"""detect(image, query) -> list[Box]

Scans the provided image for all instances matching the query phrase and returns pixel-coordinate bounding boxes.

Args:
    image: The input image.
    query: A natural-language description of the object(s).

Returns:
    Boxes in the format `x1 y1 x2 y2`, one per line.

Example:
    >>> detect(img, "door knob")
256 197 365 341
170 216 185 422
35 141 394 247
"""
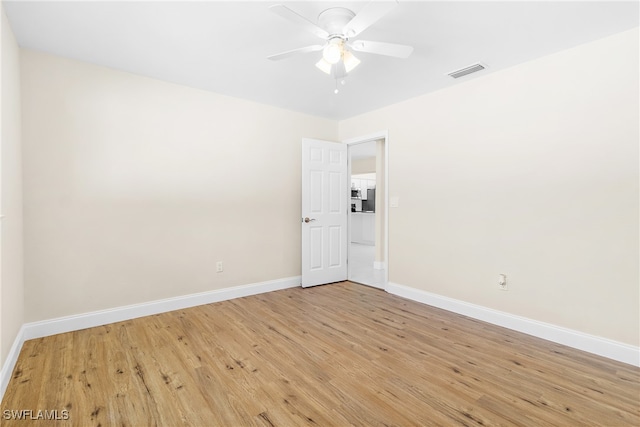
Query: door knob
303 217 316 223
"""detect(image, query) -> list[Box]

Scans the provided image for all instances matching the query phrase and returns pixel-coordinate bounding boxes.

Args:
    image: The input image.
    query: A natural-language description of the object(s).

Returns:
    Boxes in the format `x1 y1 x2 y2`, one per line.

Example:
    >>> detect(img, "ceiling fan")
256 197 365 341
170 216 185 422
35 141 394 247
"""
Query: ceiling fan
267 1 414 83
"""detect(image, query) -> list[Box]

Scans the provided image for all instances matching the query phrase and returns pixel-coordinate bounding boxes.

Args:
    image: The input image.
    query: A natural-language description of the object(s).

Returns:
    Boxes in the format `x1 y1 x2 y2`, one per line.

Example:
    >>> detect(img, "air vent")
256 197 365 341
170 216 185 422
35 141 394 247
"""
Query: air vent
447 63 486 79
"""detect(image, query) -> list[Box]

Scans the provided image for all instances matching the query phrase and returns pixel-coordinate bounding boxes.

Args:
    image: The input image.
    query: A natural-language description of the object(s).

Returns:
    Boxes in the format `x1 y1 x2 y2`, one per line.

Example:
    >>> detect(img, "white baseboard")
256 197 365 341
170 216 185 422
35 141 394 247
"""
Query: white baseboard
0 325 26 401
23 276 301 341
0 276 300 401
387 282 639 367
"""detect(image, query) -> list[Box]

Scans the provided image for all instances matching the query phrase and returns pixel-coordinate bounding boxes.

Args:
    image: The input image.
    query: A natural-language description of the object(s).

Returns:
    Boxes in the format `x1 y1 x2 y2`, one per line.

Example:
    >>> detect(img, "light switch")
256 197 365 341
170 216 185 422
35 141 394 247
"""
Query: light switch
390 197 399 208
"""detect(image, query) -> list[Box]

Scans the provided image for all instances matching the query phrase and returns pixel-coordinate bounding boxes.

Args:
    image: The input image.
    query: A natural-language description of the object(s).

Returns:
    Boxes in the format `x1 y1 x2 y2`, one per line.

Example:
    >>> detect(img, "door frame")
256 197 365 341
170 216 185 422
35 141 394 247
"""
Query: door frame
344 130 389 289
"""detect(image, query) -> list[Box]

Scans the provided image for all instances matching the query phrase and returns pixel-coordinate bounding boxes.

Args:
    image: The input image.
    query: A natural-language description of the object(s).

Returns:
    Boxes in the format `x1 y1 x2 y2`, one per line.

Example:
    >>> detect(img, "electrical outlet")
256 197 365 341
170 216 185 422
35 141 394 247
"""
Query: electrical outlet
216 261 223 273
498 274 508 291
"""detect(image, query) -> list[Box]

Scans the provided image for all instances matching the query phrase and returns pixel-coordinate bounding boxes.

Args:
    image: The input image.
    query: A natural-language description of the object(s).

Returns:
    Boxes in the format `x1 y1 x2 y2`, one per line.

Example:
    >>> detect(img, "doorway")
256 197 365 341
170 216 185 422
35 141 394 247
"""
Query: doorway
346 132 388 289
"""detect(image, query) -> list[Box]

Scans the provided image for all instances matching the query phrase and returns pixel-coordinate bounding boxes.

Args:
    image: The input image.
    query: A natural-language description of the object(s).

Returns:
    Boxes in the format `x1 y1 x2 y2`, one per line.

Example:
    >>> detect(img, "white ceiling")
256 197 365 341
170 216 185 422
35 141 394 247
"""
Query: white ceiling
4 1 638 120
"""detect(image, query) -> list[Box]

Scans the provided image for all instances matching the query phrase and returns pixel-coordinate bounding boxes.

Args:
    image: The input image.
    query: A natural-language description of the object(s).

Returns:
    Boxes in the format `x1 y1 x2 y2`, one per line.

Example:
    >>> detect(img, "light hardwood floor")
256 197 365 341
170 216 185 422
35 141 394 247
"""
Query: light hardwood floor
2 282 639 426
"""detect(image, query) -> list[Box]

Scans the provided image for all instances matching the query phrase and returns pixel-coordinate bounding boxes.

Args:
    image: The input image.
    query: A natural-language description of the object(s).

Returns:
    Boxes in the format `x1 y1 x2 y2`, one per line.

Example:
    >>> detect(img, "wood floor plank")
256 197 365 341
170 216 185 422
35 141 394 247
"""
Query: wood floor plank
2 281 638 426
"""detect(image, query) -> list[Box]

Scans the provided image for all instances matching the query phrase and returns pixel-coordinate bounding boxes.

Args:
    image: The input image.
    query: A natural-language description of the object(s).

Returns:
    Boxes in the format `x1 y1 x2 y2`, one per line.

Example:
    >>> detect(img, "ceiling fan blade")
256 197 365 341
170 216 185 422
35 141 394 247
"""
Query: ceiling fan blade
343 0 398 38
269 4 329 39
349 40 413 59
267 45 324 61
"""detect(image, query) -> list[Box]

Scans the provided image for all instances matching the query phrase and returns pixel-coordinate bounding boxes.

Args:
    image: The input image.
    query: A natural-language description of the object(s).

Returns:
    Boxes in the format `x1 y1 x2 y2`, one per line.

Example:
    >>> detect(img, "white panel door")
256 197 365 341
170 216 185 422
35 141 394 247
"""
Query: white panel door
301 138 348 287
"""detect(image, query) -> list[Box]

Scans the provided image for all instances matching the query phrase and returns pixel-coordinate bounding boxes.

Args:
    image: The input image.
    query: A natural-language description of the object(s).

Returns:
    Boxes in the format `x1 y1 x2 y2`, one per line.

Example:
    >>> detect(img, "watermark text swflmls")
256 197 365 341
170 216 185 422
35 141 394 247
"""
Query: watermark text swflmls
2 409 70 421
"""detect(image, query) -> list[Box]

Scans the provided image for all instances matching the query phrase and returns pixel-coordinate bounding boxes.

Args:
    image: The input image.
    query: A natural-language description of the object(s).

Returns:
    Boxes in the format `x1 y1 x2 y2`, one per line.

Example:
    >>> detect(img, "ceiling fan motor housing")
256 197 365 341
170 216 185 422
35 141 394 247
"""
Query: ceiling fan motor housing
318 7 356 37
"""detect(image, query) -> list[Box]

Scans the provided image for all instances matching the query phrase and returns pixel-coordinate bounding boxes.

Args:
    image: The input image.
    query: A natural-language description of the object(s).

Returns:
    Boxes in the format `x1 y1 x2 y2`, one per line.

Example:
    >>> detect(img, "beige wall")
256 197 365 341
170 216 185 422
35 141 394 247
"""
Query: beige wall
352 156 376 174
0 6 24 365
339 28 639 346
21 50 337 322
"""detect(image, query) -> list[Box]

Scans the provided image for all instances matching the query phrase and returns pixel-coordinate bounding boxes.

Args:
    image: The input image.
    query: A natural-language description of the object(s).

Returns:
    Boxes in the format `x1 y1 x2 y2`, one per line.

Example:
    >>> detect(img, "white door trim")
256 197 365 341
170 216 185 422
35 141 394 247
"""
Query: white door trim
344 131 389 290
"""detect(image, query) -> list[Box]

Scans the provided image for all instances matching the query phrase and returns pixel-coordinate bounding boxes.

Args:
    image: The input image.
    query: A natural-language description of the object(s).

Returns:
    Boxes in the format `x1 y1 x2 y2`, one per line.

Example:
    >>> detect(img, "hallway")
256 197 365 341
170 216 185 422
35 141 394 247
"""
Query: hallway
349 243 385 289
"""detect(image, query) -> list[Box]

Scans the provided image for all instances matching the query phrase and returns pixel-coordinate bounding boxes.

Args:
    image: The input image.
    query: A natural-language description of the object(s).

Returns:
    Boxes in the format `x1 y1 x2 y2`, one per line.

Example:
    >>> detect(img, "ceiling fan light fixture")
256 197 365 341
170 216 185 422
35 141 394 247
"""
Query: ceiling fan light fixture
343 50 360 73
323 38 343 64
330 61 347 79
315 58 332 74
